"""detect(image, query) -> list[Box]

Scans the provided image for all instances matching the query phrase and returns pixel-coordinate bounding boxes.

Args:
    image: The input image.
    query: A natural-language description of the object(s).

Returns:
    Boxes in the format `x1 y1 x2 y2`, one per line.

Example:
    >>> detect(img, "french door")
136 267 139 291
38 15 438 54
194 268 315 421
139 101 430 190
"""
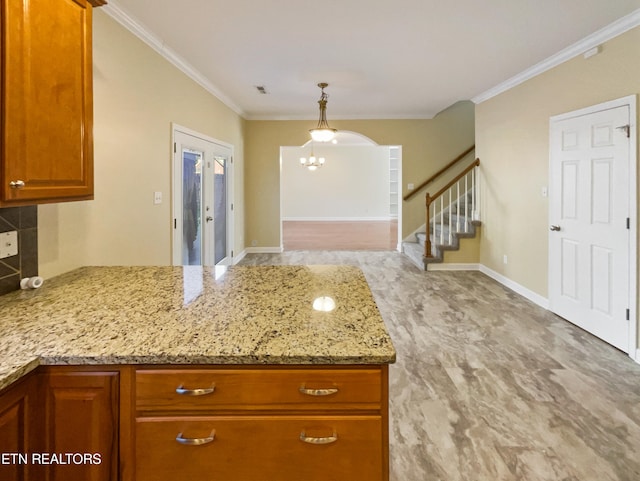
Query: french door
549 97 636 353
172 127 232 266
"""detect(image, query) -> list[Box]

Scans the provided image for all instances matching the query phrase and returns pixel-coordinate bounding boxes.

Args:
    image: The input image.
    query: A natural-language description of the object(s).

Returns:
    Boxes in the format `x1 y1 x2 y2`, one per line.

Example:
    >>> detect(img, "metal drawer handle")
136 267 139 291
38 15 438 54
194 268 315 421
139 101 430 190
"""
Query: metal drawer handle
175 384 215 396
299 386 338 396
9 180 25 189
175 431 215 446
300 431 338 445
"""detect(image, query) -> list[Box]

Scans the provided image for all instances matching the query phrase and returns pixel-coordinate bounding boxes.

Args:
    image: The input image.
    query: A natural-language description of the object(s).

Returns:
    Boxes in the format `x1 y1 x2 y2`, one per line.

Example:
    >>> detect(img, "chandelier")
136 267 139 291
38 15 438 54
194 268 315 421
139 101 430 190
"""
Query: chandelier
309 83 337 142
299 143 325 171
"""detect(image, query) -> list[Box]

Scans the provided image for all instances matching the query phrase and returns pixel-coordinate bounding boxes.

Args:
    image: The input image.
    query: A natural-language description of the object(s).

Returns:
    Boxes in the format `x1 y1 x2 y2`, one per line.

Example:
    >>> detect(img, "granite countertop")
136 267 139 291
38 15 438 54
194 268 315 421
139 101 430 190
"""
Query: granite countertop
0 265 396 391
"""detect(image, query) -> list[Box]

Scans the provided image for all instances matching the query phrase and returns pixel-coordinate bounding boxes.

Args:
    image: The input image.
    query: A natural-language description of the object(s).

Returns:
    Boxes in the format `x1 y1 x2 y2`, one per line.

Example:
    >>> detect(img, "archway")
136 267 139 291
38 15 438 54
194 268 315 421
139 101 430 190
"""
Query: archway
279 131 402 251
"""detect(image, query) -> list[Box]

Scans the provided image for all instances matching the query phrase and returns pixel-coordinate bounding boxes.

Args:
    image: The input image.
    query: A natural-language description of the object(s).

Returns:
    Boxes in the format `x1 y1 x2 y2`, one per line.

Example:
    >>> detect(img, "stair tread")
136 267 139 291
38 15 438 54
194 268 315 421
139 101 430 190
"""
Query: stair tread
404 220 481 270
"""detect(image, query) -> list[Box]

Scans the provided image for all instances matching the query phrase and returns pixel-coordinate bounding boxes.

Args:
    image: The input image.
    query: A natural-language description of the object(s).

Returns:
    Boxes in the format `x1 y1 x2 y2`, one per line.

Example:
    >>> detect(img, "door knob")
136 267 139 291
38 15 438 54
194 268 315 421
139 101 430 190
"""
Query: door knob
550 225 561 231
205 216 213 222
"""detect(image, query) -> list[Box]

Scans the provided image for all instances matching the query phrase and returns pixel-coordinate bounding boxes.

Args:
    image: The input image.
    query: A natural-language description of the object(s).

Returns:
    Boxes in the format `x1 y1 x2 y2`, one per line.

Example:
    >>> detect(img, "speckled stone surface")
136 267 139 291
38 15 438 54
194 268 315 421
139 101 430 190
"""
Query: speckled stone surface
0 265 396 391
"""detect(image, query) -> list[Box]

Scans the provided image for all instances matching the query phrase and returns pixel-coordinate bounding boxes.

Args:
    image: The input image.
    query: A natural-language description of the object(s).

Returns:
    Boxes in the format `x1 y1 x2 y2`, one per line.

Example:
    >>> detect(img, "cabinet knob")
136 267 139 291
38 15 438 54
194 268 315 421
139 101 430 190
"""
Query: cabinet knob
9 180 25 189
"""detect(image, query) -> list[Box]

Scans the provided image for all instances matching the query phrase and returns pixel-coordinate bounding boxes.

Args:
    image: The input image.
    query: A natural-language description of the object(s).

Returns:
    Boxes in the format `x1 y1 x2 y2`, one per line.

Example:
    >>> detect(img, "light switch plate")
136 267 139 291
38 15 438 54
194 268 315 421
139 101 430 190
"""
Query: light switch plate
0 231 18 259
154 191 162 204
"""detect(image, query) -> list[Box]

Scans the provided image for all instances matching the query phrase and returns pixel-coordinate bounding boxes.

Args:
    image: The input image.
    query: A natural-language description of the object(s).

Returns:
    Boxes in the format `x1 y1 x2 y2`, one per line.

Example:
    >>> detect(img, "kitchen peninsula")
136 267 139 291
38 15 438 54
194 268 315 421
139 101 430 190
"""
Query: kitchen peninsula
0 265 395 481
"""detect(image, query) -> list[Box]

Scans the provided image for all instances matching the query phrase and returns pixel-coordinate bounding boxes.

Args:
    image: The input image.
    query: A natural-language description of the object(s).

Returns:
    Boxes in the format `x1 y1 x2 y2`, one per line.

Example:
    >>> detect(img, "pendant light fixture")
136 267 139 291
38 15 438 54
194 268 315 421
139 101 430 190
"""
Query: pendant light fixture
299 143 325 171
309 83 337 142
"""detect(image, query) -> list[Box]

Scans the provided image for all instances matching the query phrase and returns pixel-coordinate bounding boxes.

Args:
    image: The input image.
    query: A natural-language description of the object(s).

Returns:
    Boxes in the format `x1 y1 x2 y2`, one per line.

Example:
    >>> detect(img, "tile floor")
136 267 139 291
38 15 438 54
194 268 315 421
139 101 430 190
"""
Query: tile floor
239 251 640 481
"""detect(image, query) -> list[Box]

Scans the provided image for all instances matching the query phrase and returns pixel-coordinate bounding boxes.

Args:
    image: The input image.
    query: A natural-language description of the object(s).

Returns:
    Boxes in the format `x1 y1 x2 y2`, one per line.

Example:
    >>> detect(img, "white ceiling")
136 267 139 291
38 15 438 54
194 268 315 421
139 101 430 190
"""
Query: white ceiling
106 0 640 120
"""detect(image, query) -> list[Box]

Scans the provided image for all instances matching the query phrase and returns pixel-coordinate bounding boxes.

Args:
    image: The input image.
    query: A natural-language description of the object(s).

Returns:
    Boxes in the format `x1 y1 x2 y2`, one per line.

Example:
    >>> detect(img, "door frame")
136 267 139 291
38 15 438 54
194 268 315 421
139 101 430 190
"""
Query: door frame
548 94 637 359
171 123 234 266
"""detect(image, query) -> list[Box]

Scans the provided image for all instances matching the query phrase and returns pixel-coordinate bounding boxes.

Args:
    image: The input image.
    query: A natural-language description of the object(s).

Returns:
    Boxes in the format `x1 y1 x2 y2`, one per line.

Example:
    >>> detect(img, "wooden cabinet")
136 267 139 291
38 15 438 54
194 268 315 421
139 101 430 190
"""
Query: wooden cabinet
134 366 389 481
0 373 43 481
42 369 120 481
1 364 390 481
0 0 105 206
136 416 383 481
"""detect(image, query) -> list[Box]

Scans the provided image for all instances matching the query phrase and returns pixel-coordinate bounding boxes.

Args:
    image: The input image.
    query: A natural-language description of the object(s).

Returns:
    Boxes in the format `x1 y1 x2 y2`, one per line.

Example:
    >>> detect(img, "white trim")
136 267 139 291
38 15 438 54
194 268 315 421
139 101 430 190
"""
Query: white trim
233 249 248 264
472 8 640 104
172 123 235 151
634 349 640 364
548 94 637 358
246 113 436 121
102 1 245 117
245 247 284 254
282 217 394 222
479 265 550 309
628 96 638 359
171 124 235 267
427 263 480 271
549 94 637 122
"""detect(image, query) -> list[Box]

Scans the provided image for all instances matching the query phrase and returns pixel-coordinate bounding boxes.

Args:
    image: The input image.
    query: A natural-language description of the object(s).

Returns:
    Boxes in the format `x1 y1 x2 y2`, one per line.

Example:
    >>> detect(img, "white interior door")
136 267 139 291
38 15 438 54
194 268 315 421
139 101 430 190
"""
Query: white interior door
549 101 632 352
173 128 233 267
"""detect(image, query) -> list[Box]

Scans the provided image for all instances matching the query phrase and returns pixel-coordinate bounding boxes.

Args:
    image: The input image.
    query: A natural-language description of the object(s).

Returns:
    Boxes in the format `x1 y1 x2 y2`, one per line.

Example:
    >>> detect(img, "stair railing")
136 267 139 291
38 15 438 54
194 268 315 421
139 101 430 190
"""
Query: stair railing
425 159 480 258
403 145 475 201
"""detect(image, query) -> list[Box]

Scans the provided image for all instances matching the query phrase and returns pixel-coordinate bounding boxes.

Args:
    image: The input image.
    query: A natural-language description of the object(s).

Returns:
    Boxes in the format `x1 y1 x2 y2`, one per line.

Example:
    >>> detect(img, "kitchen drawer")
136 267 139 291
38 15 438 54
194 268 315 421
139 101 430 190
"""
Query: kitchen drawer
136 367 382 413
136 415 384 481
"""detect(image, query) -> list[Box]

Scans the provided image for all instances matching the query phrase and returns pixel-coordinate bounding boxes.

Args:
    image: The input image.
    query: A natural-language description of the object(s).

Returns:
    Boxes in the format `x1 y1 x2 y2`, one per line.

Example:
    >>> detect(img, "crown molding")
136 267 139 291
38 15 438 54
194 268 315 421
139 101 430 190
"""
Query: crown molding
472 8 640 104
102 0 245 117
245 113 436 121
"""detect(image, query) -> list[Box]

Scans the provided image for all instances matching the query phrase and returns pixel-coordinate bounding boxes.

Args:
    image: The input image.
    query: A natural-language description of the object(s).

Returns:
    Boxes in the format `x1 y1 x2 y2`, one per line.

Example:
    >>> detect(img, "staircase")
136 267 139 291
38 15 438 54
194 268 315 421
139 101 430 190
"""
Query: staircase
402 154 481 270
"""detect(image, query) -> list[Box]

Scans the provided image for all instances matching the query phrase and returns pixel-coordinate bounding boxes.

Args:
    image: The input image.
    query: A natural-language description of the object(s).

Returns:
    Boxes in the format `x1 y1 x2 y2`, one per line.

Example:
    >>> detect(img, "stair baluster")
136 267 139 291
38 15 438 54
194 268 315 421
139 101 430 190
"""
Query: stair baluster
416 158 481 265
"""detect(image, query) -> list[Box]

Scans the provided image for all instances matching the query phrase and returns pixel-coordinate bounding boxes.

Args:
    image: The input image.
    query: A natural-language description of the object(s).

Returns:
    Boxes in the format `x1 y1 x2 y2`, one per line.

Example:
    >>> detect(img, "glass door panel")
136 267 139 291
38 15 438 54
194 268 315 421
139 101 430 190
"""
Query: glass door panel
213 156 227 265
182 149 202 265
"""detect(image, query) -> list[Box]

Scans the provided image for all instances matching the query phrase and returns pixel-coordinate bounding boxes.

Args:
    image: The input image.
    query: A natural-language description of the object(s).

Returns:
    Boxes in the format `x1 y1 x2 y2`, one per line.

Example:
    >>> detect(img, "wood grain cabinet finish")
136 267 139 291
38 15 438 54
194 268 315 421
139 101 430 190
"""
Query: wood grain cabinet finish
43 370 120 481
136 368 383 413
134 366 390 481
0 373 43 481
136 416 383 481
0 0 105 206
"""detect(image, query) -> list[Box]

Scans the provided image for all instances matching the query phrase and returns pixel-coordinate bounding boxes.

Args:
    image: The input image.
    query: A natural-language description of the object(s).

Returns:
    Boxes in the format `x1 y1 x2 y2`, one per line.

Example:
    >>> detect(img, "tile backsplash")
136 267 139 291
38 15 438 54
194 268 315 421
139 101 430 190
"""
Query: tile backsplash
0 206 38 296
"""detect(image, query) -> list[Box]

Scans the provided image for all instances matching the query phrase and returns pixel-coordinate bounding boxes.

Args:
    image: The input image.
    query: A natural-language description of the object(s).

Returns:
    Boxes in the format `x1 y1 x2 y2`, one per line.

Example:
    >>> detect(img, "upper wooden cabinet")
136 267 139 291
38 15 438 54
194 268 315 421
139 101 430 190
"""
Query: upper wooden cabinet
0 0 105 206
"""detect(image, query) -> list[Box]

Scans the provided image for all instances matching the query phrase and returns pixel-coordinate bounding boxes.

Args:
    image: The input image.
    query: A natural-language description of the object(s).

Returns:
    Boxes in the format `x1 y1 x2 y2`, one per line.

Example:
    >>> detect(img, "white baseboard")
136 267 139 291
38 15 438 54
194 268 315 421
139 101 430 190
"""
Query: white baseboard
233 249 248 264
427 263 480 271
282 217 393 221
245 246 284 254
634 349 640 365
479 265 550 309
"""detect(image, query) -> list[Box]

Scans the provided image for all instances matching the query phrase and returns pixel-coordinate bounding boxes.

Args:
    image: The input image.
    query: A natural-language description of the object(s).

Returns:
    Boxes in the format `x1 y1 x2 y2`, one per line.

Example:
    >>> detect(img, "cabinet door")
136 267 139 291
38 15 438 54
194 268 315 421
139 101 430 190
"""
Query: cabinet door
44 371 119 481
1 0 94 204
0 375 43 481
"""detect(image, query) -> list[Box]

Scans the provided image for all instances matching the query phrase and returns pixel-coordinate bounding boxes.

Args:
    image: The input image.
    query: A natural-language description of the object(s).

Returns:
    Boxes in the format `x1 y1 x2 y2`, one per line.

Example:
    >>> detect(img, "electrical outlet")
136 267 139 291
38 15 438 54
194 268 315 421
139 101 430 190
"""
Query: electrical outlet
541 186 548 197
154 192 162 204
251 240 258 247
503 255 508 264
408 183 415 190
0 231 18 259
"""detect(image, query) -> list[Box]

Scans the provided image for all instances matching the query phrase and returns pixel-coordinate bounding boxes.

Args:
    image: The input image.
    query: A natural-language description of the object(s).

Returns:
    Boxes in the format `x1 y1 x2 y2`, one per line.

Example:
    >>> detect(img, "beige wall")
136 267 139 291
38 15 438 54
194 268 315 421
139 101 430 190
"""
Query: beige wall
245 101 475 248
38 11 246 278
475 26 640 334
282 145 391 220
